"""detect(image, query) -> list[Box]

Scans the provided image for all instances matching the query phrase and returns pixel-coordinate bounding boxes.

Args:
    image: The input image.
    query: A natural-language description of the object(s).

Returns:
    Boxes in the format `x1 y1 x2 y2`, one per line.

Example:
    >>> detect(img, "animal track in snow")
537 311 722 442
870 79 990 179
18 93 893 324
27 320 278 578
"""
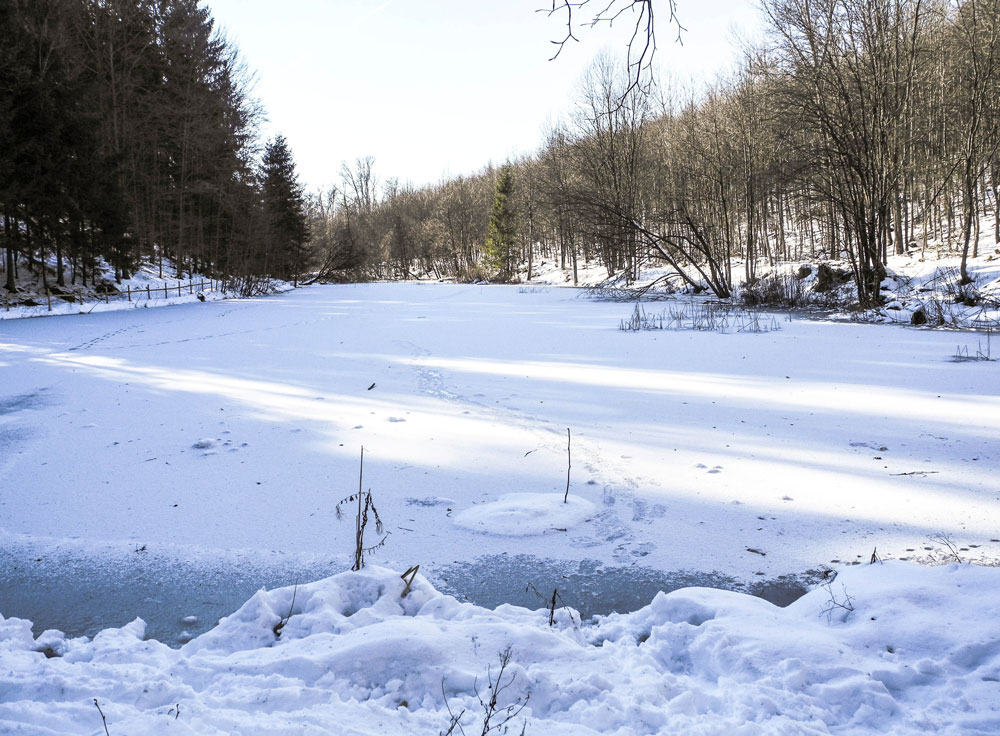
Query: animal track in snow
191 436 248 456
68 325 135 352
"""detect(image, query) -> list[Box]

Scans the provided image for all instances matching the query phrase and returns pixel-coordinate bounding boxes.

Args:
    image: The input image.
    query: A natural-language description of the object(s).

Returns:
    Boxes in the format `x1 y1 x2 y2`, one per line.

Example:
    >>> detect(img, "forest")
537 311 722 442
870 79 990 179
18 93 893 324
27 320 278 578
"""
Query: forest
2 0 1000 310
310 0 1000 311
0 0 306 296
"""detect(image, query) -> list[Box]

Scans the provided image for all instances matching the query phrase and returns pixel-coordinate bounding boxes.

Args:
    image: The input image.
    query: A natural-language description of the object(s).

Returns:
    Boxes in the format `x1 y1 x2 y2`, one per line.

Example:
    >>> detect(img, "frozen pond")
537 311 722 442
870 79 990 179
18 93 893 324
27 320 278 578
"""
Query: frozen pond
1 283 998 643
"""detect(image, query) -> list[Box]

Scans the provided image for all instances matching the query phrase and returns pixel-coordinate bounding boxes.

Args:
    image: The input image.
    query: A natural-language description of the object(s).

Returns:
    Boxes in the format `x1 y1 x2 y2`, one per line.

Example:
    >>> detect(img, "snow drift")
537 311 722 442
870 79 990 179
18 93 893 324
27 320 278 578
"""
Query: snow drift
1 562 998 735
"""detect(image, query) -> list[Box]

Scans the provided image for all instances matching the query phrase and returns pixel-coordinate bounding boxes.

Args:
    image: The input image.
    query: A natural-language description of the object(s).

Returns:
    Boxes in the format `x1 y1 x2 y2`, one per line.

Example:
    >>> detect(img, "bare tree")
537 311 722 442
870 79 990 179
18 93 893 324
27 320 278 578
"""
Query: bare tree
762 0 928 306
947 0 1000 282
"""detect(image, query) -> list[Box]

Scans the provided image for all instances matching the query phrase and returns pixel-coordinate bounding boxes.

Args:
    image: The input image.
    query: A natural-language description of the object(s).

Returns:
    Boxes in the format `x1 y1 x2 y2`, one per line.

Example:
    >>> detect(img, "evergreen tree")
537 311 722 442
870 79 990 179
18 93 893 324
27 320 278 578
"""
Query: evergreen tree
1 0 272 293
261 134 309 284
483 164 517 281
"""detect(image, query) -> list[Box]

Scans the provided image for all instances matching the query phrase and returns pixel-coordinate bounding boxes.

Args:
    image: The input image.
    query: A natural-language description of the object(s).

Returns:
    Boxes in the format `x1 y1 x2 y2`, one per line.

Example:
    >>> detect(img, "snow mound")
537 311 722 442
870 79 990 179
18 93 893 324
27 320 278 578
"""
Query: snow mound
453 493 595 536
1 563 999 734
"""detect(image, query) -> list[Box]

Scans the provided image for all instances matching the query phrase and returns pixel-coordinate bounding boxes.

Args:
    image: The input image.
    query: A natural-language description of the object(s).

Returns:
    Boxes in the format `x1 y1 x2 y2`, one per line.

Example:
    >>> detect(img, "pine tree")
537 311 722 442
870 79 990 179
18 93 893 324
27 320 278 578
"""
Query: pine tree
483 164 517 281
261 134 309 284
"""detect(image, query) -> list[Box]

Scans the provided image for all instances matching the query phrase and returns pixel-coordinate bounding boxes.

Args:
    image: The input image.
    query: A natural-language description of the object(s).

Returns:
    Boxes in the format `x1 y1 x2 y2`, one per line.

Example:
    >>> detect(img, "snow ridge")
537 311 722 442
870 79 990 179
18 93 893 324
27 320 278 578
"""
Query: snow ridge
1 563 998 735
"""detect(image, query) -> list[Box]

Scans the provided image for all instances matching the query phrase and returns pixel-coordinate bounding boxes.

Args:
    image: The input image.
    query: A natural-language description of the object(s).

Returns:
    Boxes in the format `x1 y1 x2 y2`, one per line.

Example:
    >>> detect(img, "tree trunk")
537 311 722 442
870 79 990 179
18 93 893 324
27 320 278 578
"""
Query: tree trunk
4 214 16 293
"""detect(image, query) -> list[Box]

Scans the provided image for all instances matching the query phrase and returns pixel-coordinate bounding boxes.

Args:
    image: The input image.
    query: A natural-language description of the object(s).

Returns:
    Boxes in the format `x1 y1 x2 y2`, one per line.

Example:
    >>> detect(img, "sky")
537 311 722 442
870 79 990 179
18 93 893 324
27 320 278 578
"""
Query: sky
206 0 763 193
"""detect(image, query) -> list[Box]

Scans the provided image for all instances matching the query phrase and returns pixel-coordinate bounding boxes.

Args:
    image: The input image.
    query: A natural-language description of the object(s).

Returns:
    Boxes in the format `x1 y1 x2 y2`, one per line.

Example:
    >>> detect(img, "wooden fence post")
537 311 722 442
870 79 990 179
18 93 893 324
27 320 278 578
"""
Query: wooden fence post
127 285 131 302
146 284 151 299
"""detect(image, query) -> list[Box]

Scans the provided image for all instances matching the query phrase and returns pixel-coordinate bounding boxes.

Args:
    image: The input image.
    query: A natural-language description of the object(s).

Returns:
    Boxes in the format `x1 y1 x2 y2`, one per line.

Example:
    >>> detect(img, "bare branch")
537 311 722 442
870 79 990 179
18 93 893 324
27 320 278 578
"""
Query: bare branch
542 0 685 101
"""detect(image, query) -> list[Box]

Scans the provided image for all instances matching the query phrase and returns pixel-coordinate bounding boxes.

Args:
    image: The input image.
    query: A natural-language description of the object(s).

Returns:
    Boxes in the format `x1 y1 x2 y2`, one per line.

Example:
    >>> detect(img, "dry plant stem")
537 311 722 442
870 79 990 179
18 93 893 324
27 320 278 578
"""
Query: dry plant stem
929 533 963 563
525 583 576 627
477 646 530 736
93 699 111 736
820 582 855 622
400 565 420 597
273 582 298 638
335 447 388 571
564 428 571 503
441 680 467 736
356 446 364 571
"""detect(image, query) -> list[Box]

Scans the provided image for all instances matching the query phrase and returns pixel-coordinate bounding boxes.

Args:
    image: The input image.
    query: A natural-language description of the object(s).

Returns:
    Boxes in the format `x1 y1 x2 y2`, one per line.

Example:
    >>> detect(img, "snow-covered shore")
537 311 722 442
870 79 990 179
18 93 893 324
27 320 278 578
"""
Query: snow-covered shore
2 562 998 735
0 262 294 321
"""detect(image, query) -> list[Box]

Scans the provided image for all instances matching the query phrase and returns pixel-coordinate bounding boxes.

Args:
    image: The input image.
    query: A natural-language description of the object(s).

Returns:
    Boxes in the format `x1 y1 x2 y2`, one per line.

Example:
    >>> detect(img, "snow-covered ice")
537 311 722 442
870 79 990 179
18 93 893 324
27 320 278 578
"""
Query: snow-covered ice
2 282 998 580
453 493 595 536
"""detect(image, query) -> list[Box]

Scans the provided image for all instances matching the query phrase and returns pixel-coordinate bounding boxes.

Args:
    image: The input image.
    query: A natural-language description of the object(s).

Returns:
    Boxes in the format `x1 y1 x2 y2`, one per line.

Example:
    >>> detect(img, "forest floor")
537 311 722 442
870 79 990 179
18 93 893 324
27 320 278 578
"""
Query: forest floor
1 282 999 734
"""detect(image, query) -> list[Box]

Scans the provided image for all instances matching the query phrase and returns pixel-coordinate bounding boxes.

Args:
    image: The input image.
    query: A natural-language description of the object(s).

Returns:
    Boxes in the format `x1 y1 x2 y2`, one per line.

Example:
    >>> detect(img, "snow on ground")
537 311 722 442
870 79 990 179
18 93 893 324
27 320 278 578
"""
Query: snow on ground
1 282 999 732
2 562 999 734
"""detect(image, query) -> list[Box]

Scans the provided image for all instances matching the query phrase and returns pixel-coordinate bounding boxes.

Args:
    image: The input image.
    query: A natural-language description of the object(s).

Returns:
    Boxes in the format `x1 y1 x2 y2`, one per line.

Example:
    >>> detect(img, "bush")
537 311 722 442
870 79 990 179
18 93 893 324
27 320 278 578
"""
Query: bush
741 272 807 308
455 263 492 284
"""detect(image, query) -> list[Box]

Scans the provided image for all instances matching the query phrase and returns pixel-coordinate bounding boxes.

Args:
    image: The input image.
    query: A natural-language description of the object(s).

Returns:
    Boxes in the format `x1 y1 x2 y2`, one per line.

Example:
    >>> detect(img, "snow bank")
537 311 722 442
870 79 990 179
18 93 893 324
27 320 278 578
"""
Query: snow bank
453 493 595 536
1 562 998 735
0 259 295 321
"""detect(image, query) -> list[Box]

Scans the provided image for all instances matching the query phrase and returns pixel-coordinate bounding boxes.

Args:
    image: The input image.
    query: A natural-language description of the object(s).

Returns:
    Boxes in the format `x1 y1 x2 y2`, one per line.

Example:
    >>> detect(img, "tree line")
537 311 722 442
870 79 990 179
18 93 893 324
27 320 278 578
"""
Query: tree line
309 0 999 308
0 0 307 296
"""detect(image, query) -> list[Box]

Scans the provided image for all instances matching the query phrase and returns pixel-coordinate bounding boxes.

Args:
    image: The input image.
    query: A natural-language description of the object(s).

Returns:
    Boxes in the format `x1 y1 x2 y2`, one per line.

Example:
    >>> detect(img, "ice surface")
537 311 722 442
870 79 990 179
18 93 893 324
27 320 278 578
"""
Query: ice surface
2 282 996 582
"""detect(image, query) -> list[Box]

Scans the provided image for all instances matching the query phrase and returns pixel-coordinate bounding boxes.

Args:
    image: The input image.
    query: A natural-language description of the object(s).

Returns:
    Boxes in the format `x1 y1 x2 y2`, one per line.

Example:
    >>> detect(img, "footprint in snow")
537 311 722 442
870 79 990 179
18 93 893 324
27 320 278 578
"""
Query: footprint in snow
387 417 406 423
631 542 655 557
192 437 247 455
405 496 454 507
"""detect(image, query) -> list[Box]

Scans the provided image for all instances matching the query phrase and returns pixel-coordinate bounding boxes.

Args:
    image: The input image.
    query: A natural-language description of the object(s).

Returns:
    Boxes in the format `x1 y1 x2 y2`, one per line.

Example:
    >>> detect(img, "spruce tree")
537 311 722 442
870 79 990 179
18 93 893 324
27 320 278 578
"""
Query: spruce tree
483 164 517 281
261 134 309 284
